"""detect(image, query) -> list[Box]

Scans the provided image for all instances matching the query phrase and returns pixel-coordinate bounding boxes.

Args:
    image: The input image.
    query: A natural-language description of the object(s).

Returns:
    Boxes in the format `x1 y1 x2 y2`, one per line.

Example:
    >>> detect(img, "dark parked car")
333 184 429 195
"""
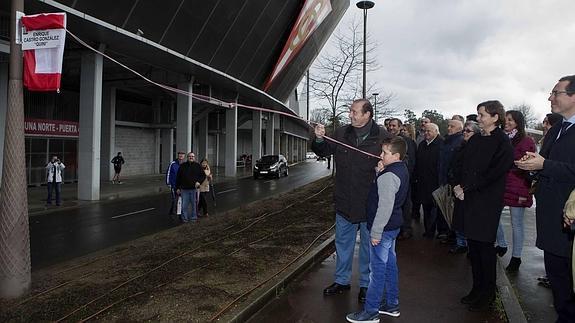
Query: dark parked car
253 154 289 179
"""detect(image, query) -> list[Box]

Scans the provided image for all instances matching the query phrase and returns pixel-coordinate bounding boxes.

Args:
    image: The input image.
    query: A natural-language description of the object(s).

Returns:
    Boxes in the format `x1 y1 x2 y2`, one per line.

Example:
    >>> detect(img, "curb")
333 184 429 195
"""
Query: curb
496 259 528 323
224 234 336 323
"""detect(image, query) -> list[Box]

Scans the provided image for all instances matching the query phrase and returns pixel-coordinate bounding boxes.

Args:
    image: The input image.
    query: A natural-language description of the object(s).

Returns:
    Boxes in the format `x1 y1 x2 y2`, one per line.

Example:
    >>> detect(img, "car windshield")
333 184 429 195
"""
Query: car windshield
260 156 279 163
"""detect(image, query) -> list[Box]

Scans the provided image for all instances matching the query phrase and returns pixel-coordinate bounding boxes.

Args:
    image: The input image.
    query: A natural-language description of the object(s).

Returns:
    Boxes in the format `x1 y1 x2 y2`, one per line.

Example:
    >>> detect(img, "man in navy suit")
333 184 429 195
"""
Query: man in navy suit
516 75 575 322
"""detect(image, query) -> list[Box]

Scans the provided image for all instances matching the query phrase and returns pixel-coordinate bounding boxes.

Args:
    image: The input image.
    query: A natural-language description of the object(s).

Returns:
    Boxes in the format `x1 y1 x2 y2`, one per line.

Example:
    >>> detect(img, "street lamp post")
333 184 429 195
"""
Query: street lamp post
356 1 375 99
372 92 379 123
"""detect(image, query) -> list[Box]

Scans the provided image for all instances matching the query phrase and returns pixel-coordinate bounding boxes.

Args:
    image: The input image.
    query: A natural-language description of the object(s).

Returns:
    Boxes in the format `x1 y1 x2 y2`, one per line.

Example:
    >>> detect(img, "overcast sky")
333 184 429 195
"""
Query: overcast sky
314 0 575 122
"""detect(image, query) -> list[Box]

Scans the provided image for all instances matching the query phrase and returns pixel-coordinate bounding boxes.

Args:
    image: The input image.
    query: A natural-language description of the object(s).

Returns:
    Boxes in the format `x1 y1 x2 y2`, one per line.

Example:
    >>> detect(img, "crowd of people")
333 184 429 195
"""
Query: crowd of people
313 75 575 323
165 151 213 223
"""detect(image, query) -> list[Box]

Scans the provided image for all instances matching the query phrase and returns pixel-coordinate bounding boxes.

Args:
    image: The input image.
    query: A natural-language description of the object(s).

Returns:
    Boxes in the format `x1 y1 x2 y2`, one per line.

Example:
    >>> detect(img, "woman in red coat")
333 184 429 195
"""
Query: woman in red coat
494 110 536 272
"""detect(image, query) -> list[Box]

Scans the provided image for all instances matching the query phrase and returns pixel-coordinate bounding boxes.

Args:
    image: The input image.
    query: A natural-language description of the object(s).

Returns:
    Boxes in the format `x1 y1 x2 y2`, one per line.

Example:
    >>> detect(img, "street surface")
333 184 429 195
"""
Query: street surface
30 160 331 269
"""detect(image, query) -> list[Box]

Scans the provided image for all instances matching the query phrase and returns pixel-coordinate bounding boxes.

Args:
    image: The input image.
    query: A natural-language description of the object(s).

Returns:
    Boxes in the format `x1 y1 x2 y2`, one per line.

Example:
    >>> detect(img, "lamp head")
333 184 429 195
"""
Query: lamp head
356 1 375 10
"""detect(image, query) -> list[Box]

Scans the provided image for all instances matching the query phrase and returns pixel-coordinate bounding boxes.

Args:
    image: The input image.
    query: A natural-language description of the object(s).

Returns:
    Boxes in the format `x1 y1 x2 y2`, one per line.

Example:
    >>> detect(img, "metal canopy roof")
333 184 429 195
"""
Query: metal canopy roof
2 0 347 122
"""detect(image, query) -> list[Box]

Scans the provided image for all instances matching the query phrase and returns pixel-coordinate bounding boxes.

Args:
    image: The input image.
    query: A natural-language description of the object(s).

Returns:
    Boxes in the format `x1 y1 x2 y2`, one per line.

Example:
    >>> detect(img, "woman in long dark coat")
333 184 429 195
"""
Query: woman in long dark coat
448 121 481 254
453 100 514 311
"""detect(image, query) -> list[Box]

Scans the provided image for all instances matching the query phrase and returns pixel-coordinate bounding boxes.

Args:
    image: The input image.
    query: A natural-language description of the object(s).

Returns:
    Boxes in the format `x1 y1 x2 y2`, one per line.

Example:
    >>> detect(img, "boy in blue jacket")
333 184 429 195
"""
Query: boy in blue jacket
347 137 409 323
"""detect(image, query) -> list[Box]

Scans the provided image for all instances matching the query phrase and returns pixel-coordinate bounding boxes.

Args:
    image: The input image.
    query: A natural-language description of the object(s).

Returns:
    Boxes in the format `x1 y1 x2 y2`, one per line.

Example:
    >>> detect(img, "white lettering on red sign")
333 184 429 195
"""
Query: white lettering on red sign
24 118 79 137
264 0 332 90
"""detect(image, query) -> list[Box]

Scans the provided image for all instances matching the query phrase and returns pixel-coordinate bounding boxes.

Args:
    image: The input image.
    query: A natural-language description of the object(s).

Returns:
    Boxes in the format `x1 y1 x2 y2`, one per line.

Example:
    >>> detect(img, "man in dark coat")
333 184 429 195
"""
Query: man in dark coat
175 152 206 223
414 123 443 238
312 98 391 303
516 75 575 322
388 118 417 240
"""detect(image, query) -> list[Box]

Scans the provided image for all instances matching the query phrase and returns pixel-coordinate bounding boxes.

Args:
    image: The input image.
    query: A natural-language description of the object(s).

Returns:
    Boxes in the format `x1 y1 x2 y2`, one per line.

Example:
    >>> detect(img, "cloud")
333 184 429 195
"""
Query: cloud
334 0 575 122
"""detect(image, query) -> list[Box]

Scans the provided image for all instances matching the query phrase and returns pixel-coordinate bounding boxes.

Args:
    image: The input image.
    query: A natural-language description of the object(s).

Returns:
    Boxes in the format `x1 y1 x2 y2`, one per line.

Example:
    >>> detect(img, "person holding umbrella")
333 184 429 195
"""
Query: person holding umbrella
448 121 481 254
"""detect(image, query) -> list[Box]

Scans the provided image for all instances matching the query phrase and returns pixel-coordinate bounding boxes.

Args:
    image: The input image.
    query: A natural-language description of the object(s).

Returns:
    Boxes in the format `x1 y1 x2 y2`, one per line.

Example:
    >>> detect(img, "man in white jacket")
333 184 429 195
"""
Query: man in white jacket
46 155 65 206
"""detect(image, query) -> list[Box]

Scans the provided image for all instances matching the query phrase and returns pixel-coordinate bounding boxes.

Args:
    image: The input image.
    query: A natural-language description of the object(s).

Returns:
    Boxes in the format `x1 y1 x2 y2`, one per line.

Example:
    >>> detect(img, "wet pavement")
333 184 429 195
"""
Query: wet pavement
498 207 555 322
28 160 331 269
248 221 503 323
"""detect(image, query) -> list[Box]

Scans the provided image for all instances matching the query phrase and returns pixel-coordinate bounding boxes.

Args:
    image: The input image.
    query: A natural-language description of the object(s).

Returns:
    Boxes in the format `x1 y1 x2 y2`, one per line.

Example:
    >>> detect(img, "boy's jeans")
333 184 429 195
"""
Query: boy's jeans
364 228 400 314
496 207 526 257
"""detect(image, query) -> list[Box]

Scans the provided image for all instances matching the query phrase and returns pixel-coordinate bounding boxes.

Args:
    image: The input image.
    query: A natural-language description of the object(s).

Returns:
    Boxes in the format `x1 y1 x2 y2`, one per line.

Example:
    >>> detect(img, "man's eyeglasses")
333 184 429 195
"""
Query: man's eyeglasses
550 90 572 97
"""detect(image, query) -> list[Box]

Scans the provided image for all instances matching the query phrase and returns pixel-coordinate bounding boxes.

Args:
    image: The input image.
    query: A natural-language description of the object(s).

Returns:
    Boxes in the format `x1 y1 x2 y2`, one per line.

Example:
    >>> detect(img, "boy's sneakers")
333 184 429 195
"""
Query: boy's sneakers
379 303 400 317
346 310 379 323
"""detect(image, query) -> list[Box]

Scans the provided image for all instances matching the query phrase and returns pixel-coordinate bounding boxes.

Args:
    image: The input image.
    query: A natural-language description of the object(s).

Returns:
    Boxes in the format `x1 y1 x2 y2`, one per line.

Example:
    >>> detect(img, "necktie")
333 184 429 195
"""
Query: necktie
559 121 572 139
53 164 57 183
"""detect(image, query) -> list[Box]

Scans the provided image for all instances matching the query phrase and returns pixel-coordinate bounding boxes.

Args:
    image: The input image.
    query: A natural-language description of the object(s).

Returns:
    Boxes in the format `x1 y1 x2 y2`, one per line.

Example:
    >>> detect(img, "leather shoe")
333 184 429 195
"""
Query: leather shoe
323 283 350 295
358 287 368 303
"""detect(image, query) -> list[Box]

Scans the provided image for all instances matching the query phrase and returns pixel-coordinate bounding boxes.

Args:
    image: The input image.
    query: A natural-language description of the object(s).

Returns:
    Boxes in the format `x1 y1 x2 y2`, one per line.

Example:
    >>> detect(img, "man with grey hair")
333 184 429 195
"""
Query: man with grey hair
416 117 431 145
414 123 444 238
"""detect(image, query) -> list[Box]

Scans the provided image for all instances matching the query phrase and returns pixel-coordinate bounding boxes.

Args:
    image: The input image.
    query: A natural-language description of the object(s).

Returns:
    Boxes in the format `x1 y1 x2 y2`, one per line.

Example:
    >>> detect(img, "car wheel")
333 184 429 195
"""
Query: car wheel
284 167 289 177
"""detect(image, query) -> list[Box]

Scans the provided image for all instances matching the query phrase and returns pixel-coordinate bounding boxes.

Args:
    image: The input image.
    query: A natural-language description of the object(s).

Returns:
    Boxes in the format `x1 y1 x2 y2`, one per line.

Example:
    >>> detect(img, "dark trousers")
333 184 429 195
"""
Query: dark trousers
169 187 177 214
47 182 62 205
401 187 413 234
411 183 421 220
467 239 497 298
544 251 575 322
422 202 438 237
198 192 209 215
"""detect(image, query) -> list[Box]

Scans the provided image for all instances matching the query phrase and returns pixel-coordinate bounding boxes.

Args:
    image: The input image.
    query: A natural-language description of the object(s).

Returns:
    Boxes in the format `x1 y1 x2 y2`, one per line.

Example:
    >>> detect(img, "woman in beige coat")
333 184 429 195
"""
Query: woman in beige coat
198 159 213 217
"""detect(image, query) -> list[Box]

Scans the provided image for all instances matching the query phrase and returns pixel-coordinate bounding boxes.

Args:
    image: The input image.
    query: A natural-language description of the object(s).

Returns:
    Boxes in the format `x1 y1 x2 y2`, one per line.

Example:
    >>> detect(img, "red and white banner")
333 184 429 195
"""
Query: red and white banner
263 0 331 91
24 118 79 137
21 13 66 92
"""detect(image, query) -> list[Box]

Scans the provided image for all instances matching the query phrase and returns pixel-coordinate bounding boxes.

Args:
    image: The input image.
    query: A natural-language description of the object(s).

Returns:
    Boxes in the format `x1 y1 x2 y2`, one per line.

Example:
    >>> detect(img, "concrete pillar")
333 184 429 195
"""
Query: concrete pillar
100 86 116 181
198 116 209 161
265 112 274 155
161 129 174 172
176 81 193 154
225 99 238 177
252 110 262 161
0 63 7 186
78 51 103 200
153 99 161 174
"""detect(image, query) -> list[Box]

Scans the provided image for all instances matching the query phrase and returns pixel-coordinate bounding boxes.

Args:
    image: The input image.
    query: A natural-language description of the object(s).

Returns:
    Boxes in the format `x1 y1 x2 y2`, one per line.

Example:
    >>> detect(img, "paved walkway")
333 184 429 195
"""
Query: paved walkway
27 166 253 214
498 207 555 322
248 221 503 323
248 207 556 323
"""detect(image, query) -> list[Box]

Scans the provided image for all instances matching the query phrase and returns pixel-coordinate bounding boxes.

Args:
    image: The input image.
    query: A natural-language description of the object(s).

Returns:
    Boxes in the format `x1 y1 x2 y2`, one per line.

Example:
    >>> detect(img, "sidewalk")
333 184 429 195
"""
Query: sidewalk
498 207 555 322
27 166 253 214
248 221 504 323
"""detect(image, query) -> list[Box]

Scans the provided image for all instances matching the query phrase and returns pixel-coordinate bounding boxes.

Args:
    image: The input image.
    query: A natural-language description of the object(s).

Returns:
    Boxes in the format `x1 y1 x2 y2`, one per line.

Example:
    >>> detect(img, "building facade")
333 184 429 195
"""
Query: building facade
0 0 347 198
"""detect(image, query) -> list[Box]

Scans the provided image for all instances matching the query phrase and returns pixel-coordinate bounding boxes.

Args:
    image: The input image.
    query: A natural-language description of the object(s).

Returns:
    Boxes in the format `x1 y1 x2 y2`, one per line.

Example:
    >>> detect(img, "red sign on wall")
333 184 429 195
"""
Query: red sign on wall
263 0 332 91
24 118 79 137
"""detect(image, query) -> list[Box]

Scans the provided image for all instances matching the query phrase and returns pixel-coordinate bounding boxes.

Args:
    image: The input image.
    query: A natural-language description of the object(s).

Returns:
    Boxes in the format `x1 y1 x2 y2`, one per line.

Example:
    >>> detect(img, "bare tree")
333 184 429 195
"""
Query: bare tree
309 18 391 132
510 103 538 128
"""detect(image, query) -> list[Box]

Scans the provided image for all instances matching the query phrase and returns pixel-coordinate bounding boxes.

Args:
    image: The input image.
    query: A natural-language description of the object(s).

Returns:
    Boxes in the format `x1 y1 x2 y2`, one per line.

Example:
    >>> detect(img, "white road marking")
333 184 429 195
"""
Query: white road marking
216 188 237 195
112 208 155 219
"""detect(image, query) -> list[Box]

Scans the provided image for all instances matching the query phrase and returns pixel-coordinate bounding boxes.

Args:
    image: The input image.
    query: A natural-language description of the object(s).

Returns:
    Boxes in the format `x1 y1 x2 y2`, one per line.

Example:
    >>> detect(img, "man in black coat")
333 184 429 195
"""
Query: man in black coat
516 75 575 322
312 99 391 303
175 152 206 223
388 118 417 240
414 123 444 238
